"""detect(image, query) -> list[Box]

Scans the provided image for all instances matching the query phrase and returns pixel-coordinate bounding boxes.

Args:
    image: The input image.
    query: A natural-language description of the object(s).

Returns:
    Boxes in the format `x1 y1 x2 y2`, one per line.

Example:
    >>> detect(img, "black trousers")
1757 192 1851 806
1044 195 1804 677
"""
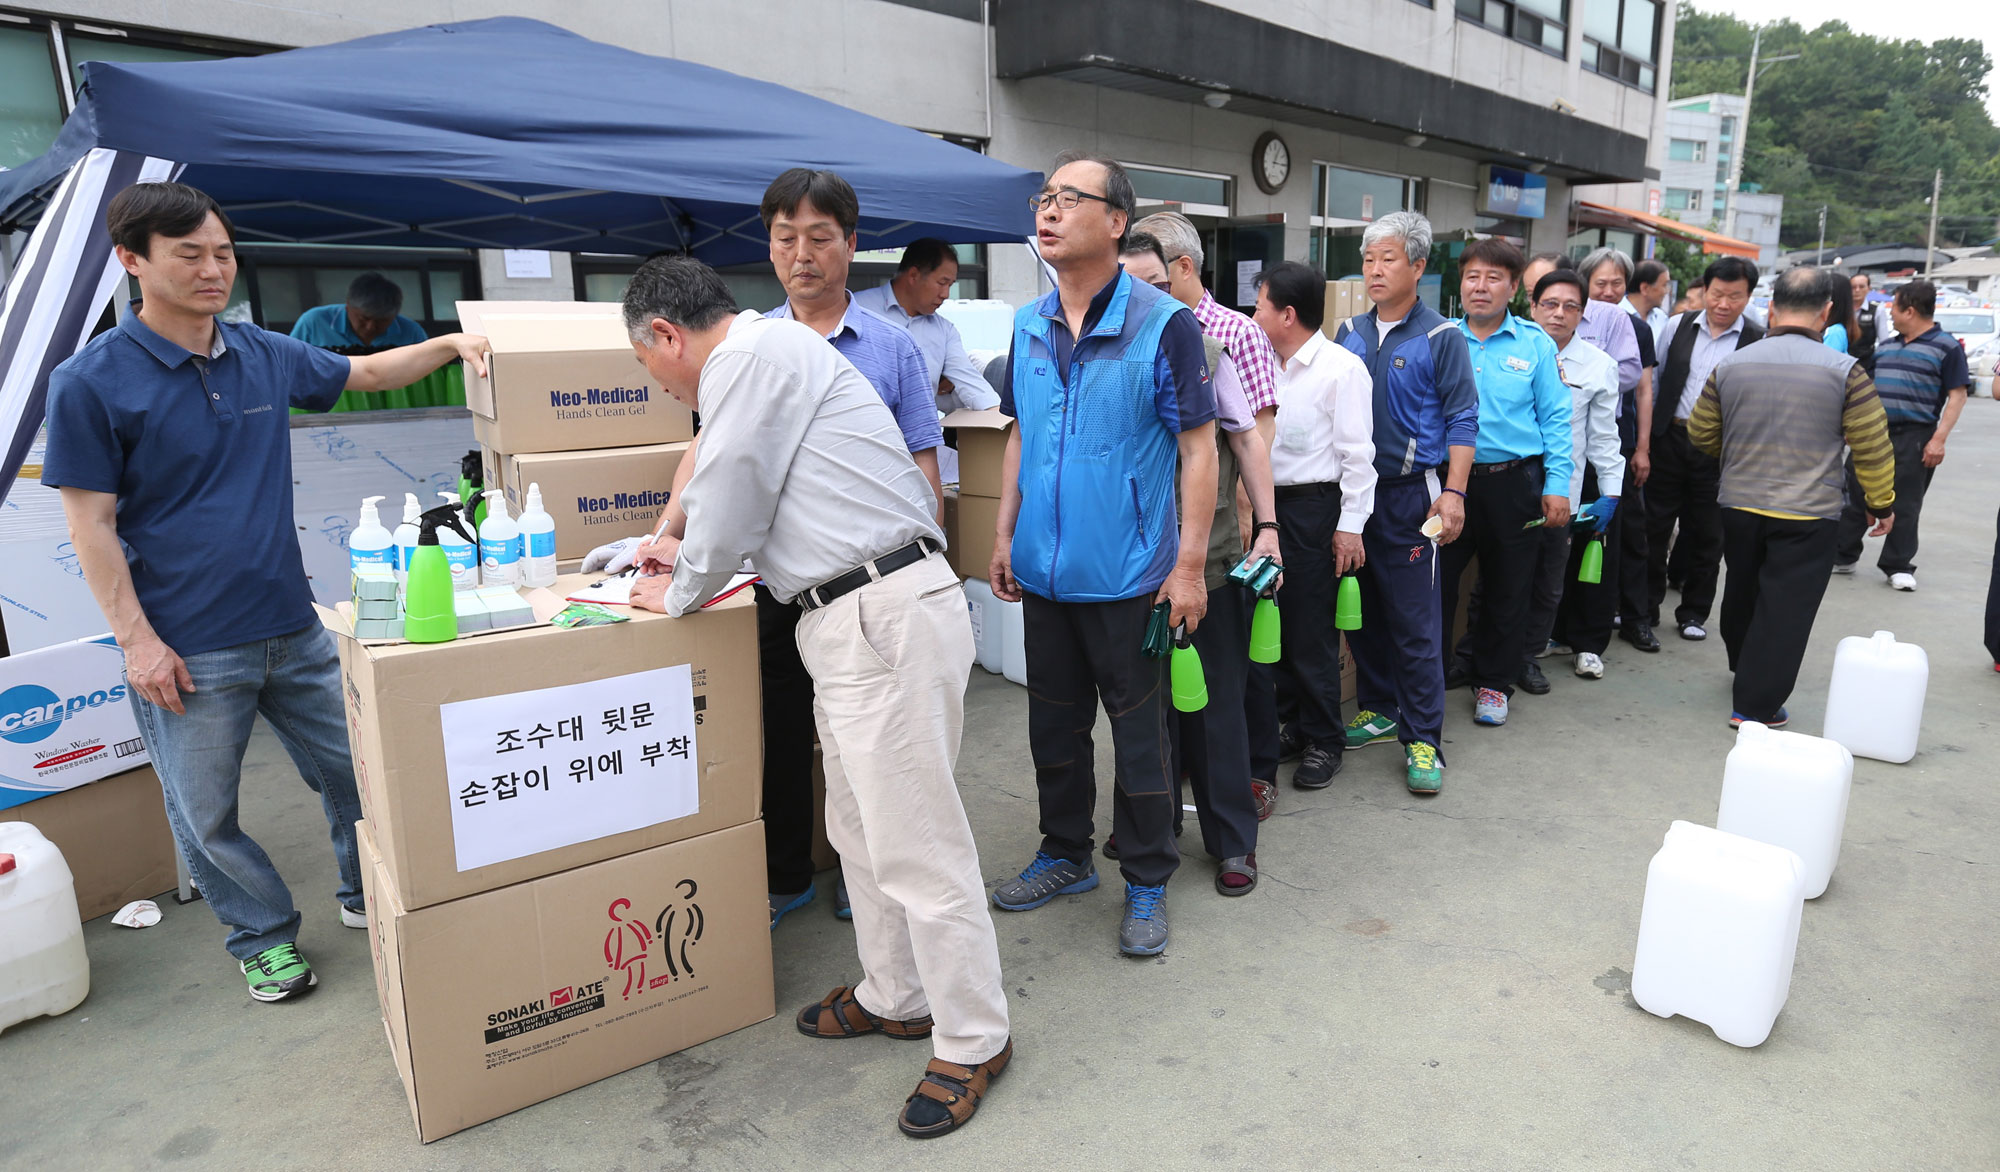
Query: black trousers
754 583 820 895
1719 509 1838 721
1440 460 1544 694
1836 422 1937 575
1172 585 1258 861
1022 592 1179 887
1552 465 1619 656
1645 425 1723 626
1986 504 2000 666
1275 483 1348 752
1616 418 1651 625
1245 661 1280 789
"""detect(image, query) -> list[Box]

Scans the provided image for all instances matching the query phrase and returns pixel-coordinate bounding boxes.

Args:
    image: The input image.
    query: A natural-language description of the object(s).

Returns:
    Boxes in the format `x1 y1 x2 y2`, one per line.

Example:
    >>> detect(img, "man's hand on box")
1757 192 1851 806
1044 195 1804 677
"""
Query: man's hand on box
583 535 649 574
628 573 672 614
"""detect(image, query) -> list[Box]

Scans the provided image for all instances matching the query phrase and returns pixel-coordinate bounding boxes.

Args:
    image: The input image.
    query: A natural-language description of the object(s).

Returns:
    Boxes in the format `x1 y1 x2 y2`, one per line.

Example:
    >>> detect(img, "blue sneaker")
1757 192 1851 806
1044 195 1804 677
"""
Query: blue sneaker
769 881 816 929
991 852 1098 911
1474 687 1509 726
834 877 852 921
1728 708 1789 729
1118 884 1169 956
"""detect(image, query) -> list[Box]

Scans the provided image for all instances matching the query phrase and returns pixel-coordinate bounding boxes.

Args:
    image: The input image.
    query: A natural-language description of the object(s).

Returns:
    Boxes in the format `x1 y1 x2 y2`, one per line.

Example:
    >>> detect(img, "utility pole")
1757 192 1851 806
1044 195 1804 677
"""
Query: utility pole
1923 168 1942 277
1722 26 1760 242
1816 205 1827 265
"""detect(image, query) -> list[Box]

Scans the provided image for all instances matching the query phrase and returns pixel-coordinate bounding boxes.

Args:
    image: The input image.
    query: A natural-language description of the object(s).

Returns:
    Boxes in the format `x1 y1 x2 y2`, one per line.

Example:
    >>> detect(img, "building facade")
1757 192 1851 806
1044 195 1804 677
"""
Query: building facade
1660 91 1783 268
1 0 1675 318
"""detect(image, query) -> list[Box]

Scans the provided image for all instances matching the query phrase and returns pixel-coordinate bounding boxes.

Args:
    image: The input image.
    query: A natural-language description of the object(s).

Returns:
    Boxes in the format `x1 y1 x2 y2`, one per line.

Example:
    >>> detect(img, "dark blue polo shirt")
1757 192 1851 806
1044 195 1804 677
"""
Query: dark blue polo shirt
41 306 352 656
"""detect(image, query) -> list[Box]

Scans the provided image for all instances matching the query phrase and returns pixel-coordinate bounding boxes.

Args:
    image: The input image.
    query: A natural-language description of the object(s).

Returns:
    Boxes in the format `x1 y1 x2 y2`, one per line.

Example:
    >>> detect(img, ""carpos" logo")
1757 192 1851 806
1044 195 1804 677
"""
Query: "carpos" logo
0 682 128 746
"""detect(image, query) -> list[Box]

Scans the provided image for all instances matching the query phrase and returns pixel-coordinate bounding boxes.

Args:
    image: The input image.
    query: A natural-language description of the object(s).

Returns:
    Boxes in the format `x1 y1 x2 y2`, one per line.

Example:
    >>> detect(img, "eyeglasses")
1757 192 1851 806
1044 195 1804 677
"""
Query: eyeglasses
1535 298 1583 314
1148 280 1173 293
1030 188 1113 213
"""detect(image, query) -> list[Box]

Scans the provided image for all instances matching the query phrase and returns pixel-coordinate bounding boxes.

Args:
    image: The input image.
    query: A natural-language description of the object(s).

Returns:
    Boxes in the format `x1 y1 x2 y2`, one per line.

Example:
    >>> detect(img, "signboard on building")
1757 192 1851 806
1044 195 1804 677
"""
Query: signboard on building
1476 165 1548 220
1647 188 1662 215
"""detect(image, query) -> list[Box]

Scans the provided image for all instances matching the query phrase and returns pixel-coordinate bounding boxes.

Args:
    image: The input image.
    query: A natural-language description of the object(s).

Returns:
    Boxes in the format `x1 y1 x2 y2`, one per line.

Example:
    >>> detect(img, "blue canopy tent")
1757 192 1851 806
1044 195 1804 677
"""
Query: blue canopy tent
0 16 1041 502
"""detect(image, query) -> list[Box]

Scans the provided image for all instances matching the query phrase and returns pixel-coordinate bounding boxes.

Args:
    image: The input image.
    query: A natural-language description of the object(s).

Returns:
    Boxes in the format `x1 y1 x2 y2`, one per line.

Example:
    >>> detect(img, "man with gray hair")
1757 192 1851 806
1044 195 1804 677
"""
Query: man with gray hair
1331 211 1478 793
621 254 1013 1139
289 271 428 354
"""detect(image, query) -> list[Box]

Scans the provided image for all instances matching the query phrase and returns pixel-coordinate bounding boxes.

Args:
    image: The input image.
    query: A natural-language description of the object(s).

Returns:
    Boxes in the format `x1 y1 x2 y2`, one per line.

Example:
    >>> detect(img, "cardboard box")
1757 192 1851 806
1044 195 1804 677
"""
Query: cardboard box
940 407 1010 498
336 577 762 910
949 494 1000 582
1 634 151 811
482 442 690 562
4 765 177 921
1323 279 1367 339
457 301 694 455
360 819 775 1143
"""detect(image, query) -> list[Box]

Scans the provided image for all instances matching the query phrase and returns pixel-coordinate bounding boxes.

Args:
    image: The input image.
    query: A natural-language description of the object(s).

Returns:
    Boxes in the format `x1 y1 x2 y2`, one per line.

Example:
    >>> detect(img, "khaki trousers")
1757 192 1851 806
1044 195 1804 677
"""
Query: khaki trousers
794 551 1009 1065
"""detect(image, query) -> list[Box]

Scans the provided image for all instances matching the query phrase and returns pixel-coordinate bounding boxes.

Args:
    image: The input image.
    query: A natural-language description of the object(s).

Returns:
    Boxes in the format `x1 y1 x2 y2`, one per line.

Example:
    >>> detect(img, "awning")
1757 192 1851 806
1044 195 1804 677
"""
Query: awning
1575 201 1760 259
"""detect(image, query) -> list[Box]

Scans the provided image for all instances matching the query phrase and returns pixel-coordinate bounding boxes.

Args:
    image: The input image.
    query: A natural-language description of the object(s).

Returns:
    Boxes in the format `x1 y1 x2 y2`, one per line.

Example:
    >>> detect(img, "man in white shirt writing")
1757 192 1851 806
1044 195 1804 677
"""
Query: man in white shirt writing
622 256 1011 1141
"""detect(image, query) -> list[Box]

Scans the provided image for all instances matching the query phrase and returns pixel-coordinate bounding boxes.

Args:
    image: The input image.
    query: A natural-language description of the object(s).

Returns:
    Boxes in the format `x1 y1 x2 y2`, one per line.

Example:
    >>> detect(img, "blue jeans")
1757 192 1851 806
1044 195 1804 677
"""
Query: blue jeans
129 623 363 961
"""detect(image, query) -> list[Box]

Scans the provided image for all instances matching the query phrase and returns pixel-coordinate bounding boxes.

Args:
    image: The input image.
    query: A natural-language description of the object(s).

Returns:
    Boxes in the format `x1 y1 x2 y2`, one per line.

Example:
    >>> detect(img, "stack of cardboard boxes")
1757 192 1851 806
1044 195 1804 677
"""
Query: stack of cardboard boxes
460 301 696 573
940 407 1009 581
1324 280 1372 706
335 303 775 1143
0 635 179 921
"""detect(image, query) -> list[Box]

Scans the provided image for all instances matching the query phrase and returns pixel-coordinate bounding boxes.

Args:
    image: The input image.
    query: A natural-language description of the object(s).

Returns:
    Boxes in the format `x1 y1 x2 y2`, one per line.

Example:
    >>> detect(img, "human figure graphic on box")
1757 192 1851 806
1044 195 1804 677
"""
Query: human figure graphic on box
42 181 490 1004
586 169 944 930
652 877 704 979
604 897 654 1001
288 271 428 355
619 255 1011 1140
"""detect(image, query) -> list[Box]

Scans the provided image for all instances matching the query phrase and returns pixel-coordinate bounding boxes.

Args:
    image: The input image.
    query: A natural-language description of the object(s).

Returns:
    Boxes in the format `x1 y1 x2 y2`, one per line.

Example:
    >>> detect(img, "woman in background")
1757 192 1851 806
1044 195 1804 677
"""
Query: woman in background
1823 271 1859 354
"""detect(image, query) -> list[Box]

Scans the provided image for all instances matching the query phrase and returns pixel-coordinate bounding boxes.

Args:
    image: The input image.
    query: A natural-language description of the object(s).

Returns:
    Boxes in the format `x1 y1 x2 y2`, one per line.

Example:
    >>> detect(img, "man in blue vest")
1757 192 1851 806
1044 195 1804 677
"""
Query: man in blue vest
1332 212 1479 793
986 152 1218 957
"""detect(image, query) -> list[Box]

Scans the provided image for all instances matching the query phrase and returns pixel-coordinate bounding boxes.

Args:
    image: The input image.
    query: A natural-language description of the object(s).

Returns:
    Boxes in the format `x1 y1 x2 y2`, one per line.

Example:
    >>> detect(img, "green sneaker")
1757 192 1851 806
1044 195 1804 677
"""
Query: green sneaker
1405 742 1443 794
1344 709 1400 749
241 942 317 1002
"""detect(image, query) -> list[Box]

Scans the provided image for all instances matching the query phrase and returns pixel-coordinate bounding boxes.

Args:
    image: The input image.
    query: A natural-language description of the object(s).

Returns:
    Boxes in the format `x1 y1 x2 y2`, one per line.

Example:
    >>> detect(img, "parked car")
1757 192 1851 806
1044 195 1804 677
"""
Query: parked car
1938 308 1999 400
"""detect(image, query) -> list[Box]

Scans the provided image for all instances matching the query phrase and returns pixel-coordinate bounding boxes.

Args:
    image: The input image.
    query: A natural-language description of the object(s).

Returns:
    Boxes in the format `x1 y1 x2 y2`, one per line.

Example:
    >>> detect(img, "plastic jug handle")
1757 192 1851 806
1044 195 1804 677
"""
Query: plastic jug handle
1873 630 1894 647
0 853 14 875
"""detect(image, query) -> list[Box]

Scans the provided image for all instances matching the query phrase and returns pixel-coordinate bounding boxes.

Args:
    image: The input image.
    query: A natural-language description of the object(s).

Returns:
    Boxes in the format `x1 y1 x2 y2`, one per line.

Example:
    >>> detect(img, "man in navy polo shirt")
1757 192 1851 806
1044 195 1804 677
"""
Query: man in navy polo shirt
42 181 489 1004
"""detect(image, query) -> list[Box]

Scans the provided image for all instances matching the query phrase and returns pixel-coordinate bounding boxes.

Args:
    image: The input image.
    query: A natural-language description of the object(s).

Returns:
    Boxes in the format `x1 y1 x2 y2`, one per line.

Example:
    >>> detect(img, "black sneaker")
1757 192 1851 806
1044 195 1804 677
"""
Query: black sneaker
1445 660 1471 690
1277 724 1304 762
1293 744 1341 790
1517 662 1551 695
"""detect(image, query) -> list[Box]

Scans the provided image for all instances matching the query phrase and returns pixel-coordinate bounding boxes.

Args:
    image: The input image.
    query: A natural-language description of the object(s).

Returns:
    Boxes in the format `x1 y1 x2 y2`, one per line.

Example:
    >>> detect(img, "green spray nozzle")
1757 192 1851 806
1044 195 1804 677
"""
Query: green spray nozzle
1578 536 1604 585
1335 575 1362 631
1170 622 1208 712
416 502 474 546
1249 597 1282 664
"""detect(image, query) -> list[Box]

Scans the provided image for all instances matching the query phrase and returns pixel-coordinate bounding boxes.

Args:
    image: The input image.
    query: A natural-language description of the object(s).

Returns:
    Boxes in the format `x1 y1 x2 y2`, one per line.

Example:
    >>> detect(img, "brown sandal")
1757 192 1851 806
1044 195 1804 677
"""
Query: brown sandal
795 984 933 1040
897 1039 1014 1139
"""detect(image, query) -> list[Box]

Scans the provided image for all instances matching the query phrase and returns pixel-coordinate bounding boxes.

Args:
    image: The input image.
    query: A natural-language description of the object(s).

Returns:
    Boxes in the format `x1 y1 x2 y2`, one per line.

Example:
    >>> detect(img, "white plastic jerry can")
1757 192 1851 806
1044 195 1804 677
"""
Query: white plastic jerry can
961 578 1004 675
1630 821 1806 1048
999 595 1026 687
1822 630 1928 763
0 822 91 1037
1717 723 1855 899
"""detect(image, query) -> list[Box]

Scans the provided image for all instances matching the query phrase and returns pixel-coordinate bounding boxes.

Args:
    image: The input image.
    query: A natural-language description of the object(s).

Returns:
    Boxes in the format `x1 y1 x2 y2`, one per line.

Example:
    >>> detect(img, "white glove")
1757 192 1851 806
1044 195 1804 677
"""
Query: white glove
582 535 648 574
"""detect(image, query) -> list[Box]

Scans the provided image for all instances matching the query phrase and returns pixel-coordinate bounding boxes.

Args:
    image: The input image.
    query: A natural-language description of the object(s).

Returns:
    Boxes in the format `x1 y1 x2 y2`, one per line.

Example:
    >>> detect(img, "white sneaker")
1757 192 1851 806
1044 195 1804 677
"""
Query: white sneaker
1889 572 1917 592
1574 652 1605 679
1538 640 1572 659
340 905 367 929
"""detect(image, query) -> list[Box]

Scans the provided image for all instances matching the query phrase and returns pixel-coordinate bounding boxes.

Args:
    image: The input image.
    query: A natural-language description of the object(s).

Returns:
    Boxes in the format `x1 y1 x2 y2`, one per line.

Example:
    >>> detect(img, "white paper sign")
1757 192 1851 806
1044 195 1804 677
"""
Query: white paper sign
1235 260 1261 308
440 664 700 871
1360 193 1375 222
502 249 553 279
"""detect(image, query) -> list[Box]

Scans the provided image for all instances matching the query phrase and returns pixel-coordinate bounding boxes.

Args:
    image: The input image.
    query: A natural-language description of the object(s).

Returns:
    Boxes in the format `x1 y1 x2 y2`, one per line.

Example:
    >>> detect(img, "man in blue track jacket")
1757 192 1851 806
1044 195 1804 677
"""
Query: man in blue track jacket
1330 212 1479 793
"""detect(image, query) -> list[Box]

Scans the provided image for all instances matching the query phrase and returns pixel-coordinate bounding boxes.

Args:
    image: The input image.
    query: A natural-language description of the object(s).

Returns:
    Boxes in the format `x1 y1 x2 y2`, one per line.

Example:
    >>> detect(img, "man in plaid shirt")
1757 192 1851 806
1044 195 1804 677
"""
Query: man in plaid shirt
1133 213 1287 849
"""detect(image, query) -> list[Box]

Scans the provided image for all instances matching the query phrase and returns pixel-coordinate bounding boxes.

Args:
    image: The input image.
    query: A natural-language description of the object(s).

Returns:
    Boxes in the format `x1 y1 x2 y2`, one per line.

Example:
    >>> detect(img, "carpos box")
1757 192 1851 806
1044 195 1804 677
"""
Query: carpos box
481 442 690 562
941 407 1009 498
332 577 761 910
4 765 178 920
949 494 1001 582
1 634 150 811
360 819 775 1143
457 301 694 455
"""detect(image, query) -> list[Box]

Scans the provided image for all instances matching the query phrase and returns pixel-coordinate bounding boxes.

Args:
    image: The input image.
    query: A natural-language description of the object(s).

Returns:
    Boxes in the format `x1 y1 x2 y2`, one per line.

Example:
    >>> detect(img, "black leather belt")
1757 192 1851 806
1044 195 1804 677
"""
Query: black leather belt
1274 482 1337 499
1470 455 1541 477
797 538 940 612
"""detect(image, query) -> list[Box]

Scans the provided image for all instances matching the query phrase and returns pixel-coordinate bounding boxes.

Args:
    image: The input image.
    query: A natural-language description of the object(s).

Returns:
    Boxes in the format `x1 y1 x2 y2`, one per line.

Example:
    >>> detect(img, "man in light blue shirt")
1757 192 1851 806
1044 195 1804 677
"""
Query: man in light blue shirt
1443 238 1572 728
852 238 1000 411
288 272 427 353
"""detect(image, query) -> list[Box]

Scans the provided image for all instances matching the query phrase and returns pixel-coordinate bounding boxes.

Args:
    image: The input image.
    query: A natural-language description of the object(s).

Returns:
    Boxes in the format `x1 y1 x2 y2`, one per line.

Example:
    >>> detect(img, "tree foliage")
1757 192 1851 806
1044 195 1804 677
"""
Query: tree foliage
1671 3 2000 250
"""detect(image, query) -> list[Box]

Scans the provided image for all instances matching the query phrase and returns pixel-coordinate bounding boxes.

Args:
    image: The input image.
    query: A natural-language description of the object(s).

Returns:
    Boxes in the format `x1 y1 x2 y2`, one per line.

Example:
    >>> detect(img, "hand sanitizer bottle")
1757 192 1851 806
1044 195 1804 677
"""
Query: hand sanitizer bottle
437 491 479 591
391 493 421 584
518 482 559 588
350 495 395 573
478 489 523 588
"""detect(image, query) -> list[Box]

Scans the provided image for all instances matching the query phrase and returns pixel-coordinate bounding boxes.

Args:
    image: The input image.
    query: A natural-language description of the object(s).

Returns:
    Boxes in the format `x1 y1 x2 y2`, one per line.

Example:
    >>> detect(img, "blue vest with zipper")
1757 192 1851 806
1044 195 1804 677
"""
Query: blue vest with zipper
1008 275 1184 602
